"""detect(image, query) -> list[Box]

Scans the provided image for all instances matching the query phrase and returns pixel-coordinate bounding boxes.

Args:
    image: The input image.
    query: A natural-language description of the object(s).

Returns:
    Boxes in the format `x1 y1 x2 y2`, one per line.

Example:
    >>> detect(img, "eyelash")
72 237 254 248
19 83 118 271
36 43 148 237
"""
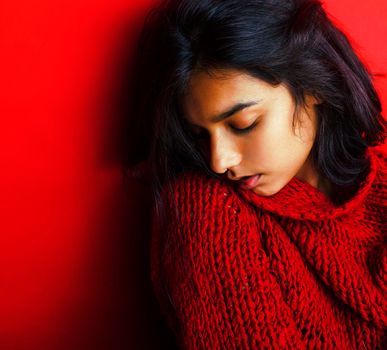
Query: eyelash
230 121 258 135
191 120 259 139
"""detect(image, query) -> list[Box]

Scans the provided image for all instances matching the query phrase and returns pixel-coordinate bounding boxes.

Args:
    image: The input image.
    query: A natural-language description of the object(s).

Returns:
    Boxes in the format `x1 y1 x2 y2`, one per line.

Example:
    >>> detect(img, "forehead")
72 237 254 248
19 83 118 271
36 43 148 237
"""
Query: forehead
181 69 275 122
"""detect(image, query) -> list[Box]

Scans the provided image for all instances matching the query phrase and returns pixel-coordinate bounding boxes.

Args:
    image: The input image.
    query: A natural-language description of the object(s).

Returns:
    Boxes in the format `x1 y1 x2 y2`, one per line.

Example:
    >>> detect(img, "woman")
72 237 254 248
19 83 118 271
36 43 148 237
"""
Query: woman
129 0 387 348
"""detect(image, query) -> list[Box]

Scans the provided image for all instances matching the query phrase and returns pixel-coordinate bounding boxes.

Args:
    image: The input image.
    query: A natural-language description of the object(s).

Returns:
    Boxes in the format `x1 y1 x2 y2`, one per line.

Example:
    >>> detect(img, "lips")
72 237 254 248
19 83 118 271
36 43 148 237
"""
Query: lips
238 174 261 189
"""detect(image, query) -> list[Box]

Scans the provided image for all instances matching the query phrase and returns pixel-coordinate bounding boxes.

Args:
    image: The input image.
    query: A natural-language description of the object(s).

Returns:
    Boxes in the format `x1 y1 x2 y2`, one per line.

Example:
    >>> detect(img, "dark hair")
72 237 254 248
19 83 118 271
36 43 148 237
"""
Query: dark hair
126 0 386 218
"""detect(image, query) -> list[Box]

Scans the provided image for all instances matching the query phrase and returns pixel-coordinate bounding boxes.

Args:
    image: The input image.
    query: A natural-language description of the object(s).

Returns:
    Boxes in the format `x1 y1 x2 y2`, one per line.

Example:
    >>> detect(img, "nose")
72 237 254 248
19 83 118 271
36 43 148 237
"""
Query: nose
208 132 242 175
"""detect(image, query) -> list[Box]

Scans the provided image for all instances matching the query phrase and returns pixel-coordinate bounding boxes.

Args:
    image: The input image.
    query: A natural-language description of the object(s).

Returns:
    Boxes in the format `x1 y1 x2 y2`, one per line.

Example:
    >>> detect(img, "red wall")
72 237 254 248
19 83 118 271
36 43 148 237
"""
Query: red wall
323 0 387 114
0 1 386 349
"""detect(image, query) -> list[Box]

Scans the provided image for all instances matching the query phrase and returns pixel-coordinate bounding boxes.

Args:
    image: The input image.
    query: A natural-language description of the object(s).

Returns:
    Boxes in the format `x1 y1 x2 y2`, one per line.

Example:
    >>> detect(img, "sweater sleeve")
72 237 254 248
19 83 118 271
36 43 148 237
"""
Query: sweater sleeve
150 171 306 349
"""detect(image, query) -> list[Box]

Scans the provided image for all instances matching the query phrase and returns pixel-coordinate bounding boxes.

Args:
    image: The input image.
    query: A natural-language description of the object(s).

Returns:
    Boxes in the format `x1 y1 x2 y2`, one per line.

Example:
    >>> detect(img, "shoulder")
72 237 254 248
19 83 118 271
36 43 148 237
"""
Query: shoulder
163 170 249 210
152 169 264 282
156 169 260 233
167 170 233 197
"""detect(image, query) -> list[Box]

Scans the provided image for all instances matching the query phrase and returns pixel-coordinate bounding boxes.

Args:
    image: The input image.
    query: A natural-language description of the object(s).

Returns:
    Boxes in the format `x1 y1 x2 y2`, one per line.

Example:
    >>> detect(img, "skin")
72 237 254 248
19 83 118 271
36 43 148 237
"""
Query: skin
181 68 333 198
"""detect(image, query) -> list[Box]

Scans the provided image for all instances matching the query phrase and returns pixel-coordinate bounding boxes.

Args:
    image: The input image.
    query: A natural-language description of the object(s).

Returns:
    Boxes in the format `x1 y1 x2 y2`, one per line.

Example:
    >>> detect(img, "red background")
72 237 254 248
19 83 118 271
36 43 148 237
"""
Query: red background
0 1 386 349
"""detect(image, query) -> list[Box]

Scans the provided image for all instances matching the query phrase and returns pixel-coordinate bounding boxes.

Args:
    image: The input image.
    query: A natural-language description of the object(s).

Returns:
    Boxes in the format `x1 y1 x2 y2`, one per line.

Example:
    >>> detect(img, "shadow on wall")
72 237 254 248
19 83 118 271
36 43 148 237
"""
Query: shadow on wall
101 7 179 350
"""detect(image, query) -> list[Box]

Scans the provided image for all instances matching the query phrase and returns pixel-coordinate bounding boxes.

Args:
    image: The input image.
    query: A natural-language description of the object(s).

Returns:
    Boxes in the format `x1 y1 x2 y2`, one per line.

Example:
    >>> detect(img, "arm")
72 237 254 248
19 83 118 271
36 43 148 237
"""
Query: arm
150 171 305 349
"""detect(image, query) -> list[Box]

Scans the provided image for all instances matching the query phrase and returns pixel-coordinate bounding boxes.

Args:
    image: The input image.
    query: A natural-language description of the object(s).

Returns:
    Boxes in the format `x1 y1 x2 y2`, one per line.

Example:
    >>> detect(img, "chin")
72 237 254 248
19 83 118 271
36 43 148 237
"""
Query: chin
252 179 286 197
252 185 277 196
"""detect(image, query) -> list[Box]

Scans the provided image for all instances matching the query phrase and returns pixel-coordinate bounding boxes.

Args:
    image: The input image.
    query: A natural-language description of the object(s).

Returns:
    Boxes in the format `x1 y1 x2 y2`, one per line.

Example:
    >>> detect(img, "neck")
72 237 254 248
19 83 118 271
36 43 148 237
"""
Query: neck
295 153 332 200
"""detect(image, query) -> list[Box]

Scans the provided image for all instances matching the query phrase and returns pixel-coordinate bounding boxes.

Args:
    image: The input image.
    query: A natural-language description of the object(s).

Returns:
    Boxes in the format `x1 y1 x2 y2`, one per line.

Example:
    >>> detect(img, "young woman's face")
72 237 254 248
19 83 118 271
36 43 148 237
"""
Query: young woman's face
182 68 321 196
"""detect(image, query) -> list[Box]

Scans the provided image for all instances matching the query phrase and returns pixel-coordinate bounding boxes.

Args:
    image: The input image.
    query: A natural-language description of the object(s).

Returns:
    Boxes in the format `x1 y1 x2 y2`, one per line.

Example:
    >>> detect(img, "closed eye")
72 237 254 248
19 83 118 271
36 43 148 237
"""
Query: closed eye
229 121 258 135
188 120 259 139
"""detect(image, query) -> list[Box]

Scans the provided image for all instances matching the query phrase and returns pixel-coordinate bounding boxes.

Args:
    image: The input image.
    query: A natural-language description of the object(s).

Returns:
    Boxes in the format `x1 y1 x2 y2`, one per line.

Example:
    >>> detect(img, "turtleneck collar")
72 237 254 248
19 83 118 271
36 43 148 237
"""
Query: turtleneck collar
233 147 378 221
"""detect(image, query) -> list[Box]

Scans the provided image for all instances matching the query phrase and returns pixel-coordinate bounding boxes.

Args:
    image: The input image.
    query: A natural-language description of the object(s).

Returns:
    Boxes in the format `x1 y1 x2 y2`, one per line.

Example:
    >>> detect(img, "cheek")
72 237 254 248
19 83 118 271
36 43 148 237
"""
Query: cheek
244 122 290 162
243 131 278 168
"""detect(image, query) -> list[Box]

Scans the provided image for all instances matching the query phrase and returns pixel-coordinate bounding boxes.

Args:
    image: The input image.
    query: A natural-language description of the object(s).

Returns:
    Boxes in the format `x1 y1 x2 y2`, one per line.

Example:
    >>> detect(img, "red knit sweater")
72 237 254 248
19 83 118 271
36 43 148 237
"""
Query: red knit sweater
150 146 387 349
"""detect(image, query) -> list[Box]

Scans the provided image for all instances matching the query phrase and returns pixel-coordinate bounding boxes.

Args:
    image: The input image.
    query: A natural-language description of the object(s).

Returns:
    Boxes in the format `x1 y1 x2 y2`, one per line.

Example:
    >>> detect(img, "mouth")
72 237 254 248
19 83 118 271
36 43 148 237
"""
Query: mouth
238 174 262 189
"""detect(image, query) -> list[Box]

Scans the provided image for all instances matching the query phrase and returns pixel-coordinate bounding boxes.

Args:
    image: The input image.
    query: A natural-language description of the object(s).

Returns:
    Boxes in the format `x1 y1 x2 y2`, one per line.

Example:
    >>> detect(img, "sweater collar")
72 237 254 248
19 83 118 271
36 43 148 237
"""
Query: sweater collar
233 147 378 221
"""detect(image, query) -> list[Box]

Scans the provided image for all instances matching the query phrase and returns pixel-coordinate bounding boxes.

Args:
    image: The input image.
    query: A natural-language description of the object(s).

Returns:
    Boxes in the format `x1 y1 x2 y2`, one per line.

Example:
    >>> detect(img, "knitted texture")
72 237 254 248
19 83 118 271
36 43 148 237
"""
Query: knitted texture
150 146 387 349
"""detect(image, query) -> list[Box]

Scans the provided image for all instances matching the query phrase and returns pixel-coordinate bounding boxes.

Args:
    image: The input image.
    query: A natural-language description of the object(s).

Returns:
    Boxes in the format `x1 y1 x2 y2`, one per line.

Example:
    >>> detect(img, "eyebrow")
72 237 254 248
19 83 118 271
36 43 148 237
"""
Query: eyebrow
209 100 262 123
